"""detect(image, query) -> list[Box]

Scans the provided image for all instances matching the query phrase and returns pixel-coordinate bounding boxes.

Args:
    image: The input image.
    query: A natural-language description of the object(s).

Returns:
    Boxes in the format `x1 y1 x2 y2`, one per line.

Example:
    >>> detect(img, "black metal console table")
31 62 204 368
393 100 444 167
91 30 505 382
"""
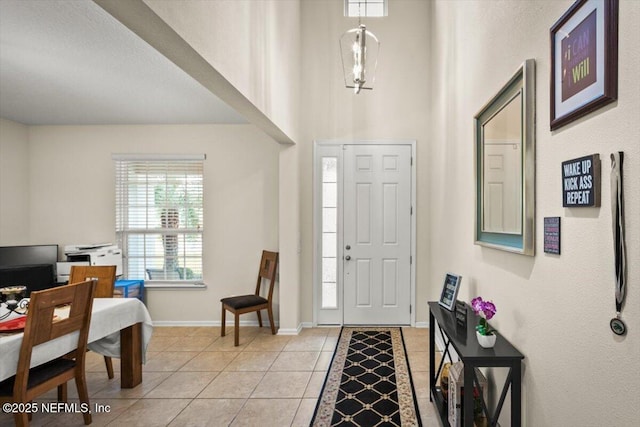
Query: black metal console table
428 301 525 427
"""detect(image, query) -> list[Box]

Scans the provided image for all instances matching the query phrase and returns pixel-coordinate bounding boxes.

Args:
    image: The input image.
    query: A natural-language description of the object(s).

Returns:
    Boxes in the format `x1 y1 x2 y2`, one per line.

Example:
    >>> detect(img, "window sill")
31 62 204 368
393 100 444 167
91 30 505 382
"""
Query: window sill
144 282 207 290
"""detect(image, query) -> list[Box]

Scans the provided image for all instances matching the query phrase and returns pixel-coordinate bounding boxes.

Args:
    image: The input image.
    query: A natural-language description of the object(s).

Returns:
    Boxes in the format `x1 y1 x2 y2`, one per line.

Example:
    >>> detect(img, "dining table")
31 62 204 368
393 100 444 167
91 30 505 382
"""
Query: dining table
0 297 153 389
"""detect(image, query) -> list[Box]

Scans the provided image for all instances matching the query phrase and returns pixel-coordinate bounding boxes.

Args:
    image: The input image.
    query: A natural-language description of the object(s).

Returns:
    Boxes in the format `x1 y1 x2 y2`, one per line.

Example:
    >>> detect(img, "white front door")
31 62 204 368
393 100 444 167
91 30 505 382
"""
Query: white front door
343 145 412 324
483 141 522 233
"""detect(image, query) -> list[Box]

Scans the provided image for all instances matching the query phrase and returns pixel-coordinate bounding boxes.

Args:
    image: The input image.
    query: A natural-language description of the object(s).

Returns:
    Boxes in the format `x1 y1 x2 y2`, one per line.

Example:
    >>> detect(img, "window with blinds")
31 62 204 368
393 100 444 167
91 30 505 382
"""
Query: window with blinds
114 154 204 283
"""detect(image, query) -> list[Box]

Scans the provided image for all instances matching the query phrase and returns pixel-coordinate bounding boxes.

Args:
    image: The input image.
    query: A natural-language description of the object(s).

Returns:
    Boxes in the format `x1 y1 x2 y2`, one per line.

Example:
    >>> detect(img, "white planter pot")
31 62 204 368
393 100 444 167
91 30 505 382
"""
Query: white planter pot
476 331 497 348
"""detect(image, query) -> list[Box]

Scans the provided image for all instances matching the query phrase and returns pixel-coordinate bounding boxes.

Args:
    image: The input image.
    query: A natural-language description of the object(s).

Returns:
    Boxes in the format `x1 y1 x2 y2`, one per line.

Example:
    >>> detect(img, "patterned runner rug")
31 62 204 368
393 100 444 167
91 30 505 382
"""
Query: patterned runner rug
311 327 421 427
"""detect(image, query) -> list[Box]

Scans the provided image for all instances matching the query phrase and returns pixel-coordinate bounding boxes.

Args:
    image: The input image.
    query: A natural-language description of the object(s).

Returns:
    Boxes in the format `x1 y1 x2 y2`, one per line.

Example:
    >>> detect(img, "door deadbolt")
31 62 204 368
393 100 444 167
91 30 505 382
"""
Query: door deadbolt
345 245 351 250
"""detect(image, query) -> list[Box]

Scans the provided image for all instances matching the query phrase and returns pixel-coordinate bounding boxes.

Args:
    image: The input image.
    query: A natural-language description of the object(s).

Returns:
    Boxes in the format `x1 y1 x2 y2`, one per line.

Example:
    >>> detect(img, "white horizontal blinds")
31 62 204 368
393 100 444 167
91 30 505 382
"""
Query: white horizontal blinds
115 156 204 282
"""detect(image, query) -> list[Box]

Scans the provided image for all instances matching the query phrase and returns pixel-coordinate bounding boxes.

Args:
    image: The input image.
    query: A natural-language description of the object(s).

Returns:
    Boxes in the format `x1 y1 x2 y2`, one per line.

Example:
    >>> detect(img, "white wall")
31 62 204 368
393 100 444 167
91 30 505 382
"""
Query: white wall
143 0 302 143
0 118 30 244
428 1 640 426
23 123 280 323
278 144 301 332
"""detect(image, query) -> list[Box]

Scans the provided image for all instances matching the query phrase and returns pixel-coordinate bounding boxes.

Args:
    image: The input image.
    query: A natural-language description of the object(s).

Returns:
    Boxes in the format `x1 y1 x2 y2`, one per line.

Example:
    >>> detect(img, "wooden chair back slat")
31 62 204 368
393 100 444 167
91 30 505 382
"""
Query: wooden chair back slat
254 251 279 298
19 280 95 358
13 280 95 398
69 265 116 298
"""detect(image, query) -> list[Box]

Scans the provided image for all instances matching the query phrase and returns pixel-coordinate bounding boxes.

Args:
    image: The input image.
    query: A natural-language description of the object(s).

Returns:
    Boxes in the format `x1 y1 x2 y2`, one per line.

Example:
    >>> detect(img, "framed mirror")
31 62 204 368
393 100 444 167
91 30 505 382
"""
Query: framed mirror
474 59 535 255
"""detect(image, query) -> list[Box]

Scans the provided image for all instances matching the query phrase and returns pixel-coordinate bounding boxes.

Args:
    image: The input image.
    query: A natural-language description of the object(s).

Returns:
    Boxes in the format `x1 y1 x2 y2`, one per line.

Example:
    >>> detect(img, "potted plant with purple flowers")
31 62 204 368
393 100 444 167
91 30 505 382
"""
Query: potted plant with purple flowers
471 296 497 348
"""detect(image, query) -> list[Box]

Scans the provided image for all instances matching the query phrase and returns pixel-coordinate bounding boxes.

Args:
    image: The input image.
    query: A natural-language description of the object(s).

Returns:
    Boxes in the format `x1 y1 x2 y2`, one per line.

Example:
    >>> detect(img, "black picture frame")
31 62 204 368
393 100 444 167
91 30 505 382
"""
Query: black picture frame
455 300 468 327
561 154 601 207
550 0 618 131
438 273 462 311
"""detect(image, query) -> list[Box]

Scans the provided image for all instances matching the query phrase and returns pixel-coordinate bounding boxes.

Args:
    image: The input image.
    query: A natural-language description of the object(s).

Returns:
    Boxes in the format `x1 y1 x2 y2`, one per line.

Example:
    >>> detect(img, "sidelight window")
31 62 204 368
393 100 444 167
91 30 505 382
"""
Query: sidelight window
321 157 338 309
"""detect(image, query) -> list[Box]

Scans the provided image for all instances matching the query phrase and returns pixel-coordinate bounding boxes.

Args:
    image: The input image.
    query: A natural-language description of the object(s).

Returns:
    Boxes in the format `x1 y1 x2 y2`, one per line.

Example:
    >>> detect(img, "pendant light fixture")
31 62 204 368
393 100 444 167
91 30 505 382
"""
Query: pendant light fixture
339 13 379 94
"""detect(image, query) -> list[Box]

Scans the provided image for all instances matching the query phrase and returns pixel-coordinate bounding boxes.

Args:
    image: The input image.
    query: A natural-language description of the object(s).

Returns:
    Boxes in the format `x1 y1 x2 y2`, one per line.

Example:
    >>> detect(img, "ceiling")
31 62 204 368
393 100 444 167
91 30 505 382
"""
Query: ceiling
0 0 247 126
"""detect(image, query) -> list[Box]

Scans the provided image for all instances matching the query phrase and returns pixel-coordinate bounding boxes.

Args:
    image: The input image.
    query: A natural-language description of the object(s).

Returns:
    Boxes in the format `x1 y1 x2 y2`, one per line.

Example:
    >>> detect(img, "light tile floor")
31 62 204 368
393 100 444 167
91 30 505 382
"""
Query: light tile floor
0 326 440 426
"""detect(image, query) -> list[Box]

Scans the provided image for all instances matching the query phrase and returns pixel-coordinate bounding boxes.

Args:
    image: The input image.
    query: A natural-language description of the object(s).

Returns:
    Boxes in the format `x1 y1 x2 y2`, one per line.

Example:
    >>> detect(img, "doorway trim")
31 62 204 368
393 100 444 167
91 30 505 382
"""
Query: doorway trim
312 139 417 326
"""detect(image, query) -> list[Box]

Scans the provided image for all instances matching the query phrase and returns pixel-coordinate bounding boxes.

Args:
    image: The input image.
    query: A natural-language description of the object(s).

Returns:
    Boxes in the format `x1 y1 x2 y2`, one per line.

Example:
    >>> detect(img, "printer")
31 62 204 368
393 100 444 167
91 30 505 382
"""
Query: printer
62 243 123 280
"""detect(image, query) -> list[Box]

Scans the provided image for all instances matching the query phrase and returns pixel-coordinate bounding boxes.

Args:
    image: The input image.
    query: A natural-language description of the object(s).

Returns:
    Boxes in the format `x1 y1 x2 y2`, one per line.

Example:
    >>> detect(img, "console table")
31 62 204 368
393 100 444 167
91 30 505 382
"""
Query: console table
428 301 524 427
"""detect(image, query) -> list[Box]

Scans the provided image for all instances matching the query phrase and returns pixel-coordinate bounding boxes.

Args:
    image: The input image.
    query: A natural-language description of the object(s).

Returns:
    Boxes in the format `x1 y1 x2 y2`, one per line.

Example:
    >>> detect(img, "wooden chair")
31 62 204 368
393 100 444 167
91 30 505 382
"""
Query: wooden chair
69 265 117 379
0 280 96 427
221 251 278 346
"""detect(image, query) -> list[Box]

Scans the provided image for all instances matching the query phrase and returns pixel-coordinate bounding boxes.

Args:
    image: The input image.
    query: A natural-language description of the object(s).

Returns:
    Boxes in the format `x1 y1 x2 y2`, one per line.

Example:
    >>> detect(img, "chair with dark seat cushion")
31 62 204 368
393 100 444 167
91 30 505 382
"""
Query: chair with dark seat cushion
0 280 96 426
69 265 117 379
221 251 278 346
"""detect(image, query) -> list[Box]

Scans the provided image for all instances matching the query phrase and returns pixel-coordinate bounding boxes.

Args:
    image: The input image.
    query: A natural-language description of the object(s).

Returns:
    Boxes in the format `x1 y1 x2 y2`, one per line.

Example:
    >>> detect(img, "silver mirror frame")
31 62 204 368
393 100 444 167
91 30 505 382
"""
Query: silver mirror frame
474 59 535 256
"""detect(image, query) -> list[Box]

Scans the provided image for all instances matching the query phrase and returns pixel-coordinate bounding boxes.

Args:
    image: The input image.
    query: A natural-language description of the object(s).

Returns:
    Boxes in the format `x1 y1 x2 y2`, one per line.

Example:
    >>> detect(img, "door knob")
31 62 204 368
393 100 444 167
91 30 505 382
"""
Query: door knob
345 255 351 261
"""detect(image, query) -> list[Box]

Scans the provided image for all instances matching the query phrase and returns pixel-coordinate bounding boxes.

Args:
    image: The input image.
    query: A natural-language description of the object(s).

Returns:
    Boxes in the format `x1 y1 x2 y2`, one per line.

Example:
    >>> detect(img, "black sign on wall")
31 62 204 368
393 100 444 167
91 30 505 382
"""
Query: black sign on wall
544 217 561 255
562 154 601 207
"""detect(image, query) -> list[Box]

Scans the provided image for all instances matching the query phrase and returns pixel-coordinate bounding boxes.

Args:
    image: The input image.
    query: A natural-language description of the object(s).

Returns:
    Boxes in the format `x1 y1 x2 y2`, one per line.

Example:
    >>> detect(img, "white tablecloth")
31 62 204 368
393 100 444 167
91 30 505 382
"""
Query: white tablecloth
0 298 153 382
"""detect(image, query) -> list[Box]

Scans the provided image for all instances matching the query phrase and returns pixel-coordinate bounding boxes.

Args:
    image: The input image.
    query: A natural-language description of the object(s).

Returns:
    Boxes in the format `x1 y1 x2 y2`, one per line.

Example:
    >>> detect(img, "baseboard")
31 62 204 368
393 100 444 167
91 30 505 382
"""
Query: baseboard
414 321 429 328
149 320 312 334
277 323 303 335
152 320 280 327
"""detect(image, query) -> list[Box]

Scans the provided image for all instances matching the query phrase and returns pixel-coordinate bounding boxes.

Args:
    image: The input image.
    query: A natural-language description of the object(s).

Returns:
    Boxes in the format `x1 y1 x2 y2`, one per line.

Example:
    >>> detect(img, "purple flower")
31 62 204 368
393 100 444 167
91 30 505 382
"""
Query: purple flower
471 296 497 335
471 296 484 314
482 301 496 320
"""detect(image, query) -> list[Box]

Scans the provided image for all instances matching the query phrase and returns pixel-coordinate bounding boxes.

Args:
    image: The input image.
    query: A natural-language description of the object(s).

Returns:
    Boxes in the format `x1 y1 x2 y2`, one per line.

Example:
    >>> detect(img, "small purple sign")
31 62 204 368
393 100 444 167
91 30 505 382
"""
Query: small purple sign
544 217 561 255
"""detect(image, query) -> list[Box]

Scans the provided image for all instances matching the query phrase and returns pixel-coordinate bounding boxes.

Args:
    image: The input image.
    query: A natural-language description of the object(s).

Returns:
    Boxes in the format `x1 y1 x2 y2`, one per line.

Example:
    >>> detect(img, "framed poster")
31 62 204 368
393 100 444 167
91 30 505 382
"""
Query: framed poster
544 217 561 254
438 273 462 311
550 0 618 131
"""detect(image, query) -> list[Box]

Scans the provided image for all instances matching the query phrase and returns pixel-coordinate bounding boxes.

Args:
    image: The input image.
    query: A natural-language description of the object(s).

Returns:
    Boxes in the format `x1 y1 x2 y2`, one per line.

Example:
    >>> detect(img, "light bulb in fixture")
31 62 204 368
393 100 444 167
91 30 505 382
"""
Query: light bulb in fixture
339 23 379 94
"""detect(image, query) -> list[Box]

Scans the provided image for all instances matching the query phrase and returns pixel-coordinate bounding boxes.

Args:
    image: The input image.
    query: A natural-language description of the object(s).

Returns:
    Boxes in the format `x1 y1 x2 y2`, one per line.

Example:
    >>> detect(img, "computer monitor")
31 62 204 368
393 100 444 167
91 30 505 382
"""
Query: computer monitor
0 244 59 291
